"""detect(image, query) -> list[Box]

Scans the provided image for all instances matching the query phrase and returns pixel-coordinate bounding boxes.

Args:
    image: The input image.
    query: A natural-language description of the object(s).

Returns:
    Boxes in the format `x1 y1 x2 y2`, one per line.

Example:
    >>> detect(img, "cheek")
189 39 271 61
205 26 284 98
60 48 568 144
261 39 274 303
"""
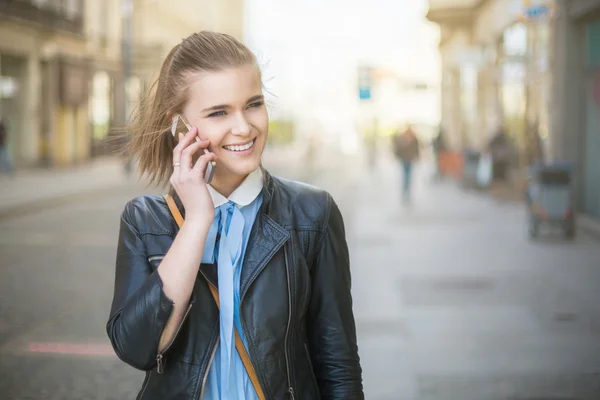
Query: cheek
198 123 226 145
251 110 269 135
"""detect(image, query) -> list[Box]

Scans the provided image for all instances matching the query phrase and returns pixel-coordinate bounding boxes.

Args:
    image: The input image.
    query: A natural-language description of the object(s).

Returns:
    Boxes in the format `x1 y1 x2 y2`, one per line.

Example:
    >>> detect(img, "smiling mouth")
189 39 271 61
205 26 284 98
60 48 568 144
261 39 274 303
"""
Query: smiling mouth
222 138 255 152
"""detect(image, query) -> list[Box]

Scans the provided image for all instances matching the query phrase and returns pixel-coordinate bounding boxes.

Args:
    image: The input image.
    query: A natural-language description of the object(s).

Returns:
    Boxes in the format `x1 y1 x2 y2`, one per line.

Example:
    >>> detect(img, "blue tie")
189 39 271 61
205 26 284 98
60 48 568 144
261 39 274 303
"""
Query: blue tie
216 201 245 398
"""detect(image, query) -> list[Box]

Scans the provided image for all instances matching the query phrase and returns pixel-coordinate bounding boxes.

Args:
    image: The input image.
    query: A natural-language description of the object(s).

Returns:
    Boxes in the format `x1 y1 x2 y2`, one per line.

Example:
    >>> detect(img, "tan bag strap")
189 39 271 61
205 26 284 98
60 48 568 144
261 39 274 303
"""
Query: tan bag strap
163 195 266 400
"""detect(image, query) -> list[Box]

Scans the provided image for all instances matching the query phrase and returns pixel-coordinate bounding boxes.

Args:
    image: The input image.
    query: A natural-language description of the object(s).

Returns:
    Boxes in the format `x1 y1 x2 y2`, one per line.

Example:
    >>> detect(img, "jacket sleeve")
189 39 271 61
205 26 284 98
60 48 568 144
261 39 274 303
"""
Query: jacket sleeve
307 194 364 399
106 200 174 370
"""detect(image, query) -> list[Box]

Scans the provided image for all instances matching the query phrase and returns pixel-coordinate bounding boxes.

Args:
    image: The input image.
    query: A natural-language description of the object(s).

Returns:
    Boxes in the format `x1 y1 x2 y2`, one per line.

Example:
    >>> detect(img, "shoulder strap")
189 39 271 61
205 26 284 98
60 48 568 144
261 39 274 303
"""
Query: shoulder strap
164 195 184 227
163 195 266 400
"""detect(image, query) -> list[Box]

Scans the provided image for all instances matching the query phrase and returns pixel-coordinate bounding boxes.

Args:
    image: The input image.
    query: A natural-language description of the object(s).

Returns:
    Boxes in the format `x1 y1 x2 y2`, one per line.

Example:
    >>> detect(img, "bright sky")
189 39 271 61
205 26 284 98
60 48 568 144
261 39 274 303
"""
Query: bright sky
244 0 440 132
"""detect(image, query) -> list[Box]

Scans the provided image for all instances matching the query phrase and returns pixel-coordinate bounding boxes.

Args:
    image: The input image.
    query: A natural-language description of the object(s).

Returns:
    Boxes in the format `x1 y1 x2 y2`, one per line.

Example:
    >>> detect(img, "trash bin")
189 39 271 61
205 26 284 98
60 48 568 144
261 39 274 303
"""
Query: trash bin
526 162 575 239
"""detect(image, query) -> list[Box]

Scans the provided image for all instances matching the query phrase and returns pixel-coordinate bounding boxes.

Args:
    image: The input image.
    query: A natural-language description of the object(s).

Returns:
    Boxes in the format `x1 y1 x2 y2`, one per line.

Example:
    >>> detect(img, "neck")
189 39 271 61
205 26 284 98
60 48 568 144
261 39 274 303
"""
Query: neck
210 171 248 198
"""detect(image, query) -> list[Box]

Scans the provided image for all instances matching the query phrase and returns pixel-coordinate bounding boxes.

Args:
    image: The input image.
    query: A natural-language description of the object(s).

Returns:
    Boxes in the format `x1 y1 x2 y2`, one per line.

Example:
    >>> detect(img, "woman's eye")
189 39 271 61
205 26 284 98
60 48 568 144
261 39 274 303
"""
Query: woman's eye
208 111 226 117
248 101 264 109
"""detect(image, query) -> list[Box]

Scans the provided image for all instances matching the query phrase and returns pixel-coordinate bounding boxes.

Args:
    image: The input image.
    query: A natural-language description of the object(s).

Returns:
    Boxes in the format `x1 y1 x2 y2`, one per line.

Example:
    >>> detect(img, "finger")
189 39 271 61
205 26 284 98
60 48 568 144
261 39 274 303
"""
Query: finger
180 138 210 160
192 137 210 148
170 133 185 178
169 167 180 190
182 126 199 145
180 140 208 173
172 127 198 160
191 151 218 176
171 132 190 182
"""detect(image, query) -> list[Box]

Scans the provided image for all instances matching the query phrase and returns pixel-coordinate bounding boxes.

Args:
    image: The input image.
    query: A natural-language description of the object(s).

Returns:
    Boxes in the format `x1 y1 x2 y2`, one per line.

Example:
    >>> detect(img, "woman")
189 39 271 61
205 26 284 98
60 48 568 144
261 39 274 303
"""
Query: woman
106 31 363 400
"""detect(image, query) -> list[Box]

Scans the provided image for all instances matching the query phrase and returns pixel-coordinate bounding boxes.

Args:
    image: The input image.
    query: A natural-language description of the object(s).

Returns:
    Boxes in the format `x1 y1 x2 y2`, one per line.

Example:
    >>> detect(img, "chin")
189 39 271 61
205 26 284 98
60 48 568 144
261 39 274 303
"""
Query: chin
223 159 261 178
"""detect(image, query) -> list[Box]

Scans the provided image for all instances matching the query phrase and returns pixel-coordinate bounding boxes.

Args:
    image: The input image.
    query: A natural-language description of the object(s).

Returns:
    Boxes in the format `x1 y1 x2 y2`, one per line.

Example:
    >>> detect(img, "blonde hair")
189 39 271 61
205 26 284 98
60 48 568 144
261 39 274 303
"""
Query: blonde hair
128 31 258 186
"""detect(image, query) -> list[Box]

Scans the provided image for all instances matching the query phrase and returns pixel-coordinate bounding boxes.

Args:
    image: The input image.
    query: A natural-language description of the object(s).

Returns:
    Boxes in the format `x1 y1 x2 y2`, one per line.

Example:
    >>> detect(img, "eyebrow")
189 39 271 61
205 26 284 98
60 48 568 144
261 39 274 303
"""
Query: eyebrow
202 95 264 113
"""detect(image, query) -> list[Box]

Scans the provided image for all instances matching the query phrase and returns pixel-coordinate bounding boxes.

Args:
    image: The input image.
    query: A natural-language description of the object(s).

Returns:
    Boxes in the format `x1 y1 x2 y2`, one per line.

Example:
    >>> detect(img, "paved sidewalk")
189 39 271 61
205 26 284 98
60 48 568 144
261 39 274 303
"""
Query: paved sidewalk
347 151 600 399
0 157 133 219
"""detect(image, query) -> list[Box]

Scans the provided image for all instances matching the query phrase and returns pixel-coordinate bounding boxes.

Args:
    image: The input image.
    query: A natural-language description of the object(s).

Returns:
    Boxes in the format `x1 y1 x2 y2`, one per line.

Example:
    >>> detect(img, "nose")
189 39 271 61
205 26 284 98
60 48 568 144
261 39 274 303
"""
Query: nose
230 112 251 136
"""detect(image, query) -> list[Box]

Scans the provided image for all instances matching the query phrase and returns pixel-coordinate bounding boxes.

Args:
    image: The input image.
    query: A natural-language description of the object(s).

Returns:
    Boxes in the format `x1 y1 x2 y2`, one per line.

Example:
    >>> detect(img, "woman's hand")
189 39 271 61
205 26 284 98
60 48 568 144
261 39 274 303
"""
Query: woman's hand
170 127 218 228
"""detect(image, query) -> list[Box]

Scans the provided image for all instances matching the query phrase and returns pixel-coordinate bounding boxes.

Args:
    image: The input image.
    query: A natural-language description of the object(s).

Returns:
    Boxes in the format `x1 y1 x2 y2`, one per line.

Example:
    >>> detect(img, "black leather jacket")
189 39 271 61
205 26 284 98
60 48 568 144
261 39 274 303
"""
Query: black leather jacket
106 171 364 399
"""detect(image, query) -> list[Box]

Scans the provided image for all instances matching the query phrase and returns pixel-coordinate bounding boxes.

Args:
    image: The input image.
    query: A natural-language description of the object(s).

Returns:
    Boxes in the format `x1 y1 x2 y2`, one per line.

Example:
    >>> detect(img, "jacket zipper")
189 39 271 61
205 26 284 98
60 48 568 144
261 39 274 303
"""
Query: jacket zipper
198 337 219 399
156 302 193 374
147 255 164 263
283 246 296 399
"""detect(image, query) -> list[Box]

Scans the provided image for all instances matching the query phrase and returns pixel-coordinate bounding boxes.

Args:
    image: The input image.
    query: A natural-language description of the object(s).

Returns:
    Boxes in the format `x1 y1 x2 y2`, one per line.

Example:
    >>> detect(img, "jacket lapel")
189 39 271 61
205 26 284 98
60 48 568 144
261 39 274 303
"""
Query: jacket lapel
240 213 289 301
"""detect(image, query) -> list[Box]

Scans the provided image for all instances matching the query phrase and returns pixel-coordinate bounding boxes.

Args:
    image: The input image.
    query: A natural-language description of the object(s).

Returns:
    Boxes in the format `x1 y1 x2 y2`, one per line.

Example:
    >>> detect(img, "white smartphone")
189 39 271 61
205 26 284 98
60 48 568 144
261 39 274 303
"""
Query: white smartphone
171 114 216 184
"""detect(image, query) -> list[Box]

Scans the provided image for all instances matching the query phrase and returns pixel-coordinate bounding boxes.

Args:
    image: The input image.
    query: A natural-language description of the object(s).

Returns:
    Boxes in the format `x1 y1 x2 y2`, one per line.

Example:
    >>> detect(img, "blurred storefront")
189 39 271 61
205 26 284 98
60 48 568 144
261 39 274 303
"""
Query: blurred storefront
0 0 90 167
498 17 551 166
551 0 600 221
428 0 552 162
429 0 600 222
0 0 247 167
582 18 600 219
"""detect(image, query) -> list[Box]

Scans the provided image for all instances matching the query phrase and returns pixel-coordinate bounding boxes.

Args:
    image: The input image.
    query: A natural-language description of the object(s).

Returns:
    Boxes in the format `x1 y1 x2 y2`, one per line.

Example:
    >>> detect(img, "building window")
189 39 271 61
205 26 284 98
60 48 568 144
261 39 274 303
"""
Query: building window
31 0 82 18
64 0 83 19
0 76 19 99
31 0 50 7
91 71 112 141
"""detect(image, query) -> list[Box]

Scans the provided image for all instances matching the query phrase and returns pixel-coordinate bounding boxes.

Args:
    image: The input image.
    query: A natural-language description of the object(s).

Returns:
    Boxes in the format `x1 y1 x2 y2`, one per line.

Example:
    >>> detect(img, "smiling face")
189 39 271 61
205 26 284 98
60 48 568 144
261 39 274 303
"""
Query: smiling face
182 64 268 190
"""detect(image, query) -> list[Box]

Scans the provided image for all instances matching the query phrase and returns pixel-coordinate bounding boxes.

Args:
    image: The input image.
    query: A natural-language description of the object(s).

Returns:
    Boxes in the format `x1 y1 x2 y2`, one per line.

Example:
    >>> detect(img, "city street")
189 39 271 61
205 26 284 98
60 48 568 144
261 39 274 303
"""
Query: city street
0 149 599 399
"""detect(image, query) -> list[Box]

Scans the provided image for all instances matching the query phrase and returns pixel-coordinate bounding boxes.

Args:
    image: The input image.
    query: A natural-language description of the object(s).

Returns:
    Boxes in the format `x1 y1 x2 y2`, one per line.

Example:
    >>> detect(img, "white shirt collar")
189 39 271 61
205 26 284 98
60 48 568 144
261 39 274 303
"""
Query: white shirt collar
207 168 263 208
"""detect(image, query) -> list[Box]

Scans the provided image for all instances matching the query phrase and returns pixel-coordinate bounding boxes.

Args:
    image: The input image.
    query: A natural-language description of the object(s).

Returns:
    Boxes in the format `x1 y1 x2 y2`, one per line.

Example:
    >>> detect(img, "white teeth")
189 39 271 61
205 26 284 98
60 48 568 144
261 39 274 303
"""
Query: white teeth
224 139 254 152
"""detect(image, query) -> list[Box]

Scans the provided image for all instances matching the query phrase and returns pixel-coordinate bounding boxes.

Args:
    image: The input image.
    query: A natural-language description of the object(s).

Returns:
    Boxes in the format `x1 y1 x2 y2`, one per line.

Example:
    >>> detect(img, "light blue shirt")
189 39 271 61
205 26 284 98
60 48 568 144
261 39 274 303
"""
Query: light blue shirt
201 169 263 400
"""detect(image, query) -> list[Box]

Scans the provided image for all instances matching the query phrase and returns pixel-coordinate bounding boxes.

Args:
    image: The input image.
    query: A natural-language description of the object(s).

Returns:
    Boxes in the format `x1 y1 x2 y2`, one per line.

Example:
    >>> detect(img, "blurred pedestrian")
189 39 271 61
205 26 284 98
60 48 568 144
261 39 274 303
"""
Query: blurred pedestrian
392 124 420 203
106 31 364 400
0 116 14 177
431 125 445 182
487 125 514 182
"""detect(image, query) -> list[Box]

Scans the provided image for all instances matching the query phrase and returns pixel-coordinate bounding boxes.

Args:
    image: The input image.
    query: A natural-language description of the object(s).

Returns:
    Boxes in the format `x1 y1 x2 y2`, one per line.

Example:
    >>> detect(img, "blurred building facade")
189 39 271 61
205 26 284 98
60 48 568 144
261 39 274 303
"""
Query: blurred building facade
0 0 245 168
129 0 245 97
0 0 90 167
428 0 600 221
551 0 600 221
